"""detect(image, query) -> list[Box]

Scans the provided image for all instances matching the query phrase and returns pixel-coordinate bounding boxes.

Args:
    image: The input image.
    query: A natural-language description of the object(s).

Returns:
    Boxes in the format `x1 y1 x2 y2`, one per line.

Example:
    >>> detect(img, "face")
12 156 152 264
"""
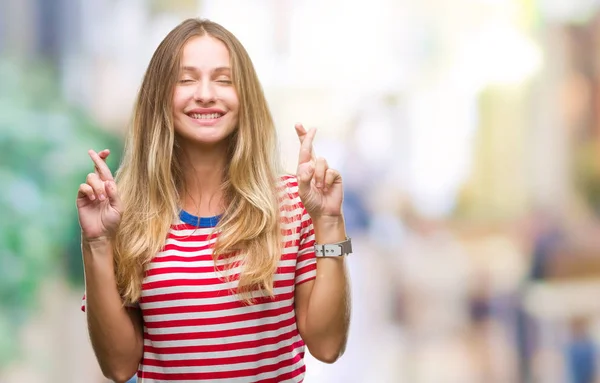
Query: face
172 35 239 148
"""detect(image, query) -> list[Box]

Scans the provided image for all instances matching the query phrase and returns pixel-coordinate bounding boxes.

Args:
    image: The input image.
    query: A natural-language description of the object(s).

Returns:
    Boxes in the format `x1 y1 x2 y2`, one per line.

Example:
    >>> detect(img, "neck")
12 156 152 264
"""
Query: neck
179 140 230 217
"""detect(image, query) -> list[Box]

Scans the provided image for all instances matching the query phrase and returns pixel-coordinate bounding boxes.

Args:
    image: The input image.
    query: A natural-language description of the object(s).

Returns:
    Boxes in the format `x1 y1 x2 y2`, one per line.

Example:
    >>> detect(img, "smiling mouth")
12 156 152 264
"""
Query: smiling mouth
187 112 225 120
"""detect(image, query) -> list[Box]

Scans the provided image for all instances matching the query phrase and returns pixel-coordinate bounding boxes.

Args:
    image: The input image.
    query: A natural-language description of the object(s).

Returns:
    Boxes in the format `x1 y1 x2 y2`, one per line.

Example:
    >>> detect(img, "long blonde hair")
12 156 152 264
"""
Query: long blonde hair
114 18 283 305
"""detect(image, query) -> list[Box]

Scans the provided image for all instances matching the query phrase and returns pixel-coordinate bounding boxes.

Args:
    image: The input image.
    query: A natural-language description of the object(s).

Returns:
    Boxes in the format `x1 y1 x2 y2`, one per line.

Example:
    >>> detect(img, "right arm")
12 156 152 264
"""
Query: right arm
83 237 143 383
78 149 143 383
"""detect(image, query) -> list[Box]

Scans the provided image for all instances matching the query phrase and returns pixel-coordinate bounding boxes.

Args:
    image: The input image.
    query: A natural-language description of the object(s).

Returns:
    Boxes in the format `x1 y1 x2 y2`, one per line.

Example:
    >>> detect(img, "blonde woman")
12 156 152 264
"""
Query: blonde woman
77 18 351 383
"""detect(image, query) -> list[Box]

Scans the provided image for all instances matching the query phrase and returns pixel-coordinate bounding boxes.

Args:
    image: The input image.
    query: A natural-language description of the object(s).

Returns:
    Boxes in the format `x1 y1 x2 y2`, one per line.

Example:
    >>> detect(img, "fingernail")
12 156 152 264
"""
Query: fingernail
99 194 106 201
89 194 96 201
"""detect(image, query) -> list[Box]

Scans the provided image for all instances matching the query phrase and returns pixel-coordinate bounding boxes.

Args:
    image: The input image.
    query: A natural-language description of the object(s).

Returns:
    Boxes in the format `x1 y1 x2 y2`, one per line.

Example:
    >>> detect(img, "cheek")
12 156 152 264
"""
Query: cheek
172 88 191 110
225 90 240 112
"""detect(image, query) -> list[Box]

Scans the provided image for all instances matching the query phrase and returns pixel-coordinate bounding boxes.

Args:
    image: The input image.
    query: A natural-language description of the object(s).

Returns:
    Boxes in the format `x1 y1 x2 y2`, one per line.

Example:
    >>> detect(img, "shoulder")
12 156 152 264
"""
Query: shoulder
277 174 300 201
276 174 306 216
278 174 298 189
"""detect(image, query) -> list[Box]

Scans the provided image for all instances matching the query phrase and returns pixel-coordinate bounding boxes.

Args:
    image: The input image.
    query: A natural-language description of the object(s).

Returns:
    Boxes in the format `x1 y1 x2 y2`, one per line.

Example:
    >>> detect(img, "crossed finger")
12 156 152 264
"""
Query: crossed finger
295 123 317 165
89 149 114 181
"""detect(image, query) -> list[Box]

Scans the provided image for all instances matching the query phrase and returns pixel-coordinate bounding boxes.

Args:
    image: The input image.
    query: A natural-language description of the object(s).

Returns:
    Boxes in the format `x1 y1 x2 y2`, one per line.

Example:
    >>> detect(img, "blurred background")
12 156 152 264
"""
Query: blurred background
5 0 600 382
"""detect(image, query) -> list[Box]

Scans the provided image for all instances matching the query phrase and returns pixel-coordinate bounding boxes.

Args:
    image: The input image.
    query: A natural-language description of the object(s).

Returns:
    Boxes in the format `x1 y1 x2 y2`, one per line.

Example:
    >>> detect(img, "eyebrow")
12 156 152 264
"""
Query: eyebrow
181 66 231 73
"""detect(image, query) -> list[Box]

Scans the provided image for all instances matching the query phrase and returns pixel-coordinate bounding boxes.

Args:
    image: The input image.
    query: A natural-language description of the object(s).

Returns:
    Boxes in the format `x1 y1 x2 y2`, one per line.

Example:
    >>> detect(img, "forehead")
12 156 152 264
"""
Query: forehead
180 35 231 69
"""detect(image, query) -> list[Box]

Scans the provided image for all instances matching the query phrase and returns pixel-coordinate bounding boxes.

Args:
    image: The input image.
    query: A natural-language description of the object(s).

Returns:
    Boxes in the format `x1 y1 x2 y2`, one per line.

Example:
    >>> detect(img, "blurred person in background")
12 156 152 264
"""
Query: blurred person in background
566 317 597 383
76 18 351 383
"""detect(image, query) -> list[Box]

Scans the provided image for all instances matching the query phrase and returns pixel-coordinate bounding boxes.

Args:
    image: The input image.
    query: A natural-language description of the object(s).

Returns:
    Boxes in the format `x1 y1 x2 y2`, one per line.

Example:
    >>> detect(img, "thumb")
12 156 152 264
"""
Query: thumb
297 162 315 196
104 180 122 211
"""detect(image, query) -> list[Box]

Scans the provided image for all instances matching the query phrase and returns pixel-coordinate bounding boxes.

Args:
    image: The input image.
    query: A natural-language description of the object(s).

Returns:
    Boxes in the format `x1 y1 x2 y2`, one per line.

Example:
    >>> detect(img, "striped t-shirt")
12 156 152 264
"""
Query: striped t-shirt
82 175 317 382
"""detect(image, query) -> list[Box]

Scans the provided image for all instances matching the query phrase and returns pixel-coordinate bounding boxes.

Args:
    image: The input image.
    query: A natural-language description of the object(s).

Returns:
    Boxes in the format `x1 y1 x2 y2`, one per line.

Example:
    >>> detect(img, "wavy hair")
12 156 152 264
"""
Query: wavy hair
113 18 283 304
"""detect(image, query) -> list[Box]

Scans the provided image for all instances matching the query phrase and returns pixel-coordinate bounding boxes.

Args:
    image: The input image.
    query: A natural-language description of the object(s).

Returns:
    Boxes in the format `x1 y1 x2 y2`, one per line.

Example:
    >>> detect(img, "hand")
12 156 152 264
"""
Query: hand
76 149 123 240
295 123 343 219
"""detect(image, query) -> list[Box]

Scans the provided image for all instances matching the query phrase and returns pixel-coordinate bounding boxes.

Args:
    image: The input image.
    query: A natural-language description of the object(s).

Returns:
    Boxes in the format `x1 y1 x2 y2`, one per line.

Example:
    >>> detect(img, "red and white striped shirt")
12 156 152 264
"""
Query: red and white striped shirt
82 175 317 382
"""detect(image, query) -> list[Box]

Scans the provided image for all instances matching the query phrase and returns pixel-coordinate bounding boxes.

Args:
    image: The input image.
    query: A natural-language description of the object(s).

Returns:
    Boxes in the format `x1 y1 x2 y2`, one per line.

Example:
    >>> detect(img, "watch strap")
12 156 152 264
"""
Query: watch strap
314 237 352 257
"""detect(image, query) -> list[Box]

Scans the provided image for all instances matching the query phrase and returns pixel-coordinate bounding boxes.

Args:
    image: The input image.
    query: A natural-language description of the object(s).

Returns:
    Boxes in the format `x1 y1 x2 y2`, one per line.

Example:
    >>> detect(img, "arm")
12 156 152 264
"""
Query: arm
295 216 351 363
77 149 142 383
83 238 143 383
292 123 352 363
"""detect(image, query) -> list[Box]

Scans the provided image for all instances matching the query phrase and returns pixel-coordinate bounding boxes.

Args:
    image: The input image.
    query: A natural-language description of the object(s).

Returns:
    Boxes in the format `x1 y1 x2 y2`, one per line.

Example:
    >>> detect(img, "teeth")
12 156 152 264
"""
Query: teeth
190 113 222 119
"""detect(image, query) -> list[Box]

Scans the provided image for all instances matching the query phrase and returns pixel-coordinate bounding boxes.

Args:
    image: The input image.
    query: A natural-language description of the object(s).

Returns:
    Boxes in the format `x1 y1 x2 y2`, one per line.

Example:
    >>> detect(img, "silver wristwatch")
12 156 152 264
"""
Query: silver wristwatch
314 237 353 257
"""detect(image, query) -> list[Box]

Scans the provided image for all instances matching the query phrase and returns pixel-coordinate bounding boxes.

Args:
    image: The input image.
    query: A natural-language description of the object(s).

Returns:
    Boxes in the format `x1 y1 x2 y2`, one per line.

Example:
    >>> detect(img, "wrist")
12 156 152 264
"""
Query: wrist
312 214 344 227
312 215 346 244
81 232 113 244
81 234 114 255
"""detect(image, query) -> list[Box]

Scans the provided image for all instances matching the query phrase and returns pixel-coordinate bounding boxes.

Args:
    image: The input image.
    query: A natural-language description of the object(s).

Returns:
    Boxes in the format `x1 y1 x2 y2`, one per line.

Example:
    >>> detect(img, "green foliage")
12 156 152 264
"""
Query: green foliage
0 57 122 367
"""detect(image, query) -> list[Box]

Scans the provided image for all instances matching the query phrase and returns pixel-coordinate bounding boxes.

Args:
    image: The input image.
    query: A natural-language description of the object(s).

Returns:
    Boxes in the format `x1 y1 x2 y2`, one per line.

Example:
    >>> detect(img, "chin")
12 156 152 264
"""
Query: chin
186 130 236 148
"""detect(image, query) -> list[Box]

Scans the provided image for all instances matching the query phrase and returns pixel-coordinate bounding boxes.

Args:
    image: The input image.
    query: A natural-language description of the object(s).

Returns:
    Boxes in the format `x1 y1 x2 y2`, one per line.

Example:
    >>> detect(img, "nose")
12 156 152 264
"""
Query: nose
193 80 215 104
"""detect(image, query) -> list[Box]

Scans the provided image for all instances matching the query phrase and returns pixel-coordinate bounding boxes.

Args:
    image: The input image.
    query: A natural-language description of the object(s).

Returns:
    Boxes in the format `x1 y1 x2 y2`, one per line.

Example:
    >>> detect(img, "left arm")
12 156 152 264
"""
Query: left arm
292 123 352 364
295 216 351 363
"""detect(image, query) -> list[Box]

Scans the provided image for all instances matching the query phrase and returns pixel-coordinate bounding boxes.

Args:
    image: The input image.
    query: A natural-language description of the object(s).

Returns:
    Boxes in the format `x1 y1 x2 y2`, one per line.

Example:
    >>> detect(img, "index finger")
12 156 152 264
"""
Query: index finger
88 149 114 181
298 126 317 164
95 149 110 175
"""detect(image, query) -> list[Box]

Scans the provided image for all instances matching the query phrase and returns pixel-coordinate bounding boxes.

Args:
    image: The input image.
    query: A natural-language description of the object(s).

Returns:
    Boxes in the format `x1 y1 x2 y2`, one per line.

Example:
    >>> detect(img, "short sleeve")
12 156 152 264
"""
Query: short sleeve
278 174 318 285
295 206 317 285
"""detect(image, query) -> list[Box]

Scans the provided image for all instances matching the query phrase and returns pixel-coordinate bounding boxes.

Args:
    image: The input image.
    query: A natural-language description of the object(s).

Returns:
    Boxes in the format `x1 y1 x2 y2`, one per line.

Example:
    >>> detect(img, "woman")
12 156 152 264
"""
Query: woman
77 18 351 383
